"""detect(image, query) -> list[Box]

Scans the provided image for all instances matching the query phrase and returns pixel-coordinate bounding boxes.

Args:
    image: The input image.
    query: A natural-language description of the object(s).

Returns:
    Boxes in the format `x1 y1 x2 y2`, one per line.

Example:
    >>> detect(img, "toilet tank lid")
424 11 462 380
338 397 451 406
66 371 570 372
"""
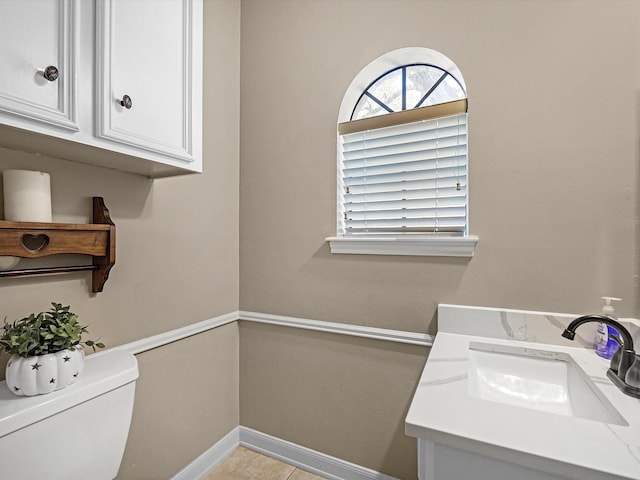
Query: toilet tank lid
0 349 138 438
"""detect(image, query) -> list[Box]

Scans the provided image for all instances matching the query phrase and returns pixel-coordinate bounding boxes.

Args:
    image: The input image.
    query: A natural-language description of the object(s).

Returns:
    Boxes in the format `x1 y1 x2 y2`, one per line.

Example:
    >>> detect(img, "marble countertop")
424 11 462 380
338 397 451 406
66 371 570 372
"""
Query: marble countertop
405 304 640 480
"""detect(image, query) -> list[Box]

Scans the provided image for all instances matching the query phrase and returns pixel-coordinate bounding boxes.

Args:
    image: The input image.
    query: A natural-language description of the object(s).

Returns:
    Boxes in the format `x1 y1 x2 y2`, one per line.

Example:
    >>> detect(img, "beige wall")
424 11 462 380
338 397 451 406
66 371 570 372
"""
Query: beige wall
239 1 640 478
2 1 640 479
239 322 428 480
0 1 241 478
240 0 640 328
120 323 239 479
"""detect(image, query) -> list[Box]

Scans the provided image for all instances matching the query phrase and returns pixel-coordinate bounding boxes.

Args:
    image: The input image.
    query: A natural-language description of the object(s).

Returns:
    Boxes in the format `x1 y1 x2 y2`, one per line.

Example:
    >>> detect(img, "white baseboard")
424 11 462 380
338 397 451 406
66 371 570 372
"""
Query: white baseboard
170 426 400 480
171 427 239 480
239 426 400 480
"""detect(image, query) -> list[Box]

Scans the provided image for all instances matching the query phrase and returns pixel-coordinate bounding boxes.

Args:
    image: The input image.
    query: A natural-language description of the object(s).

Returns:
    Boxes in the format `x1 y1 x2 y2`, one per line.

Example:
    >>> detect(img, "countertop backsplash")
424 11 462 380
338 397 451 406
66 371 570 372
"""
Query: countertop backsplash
438 303 640 350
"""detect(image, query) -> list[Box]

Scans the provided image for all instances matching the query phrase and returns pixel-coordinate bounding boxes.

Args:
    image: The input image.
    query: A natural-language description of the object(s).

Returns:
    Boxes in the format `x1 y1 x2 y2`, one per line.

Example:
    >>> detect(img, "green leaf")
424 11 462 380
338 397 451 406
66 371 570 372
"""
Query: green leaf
0 303 105 356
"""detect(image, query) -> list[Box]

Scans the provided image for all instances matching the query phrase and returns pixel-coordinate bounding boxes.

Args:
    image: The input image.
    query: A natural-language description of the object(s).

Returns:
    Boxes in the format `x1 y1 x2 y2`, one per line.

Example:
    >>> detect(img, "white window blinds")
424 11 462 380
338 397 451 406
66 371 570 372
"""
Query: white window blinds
338 105 467 236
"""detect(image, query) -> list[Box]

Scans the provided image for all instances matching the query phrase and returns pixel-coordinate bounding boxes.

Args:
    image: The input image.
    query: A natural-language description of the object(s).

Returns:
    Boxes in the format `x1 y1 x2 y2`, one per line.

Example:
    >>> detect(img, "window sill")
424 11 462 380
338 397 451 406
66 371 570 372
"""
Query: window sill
325 235 479 257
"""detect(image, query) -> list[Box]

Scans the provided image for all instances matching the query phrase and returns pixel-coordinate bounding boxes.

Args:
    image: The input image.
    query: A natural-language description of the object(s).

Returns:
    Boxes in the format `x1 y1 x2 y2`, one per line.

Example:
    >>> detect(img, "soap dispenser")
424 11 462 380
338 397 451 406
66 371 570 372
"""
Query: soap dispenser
595 296 622 360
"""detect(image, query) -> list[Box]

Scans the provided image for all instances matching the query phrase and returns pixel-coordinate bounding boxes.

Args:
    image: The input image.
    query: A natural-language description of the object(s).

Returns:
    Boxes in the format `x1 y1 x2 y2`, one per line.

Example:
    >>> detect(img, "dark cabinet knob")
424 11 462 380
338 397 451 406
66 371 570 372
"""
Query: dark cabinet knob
43 65 59 82
120 95 132 109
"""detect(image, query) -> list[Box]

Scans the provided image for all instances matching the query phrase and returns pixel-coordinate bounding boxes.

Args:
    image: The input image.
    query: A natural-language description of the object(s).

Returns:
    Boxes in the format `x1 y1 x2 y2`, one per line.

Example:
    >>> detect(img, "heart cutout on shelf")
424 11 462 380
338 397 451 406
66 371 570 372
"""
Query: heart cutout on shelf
21 233 50 253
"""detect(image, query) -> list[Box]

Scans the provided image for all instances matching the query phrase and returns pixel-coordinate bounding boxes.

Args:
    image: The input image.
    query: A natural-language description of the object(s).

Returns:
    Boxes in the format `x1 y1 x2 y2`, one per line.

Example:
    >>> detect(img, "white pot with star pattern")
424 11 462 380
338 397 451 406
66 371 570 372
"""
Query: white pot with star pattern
5 348 85 396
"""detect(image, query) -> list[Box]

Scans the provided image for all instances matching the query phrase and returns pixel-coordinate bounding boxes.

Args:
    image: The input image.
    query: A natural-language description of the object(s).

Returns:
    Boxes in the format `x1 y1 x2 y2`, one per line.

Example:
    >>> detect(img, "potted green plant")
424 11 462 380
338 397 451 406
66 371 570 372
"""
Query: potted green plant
1 303 104 396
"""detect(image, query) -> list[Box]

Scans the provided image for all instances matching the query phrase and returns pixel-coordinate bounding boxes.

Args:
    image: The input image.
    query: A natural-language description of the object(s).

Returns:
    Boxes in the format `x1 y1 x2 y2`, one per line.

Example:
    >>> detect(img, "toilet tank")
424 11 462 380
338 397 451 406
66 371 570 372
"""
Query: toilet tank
0 349 139 480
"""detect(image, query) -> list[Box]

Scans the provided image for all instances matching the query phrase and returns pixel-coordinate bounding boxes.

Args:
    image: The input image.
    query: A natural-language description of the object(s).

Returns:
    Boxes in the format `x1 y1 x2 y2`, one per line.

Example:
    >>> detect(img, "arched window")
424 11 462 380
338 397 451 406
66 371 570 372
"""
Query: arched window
351 64 466 120
328 48 477 257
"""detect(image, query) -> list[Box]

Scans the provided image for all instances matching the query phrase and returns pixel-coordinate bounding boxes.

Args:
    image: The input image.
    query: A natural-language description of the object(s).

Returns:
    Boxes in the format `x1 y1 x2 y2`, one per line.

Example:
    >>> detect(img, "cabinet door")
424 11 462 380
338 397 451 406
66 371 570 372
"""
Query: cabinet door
0 0 78 131
95 0 202 165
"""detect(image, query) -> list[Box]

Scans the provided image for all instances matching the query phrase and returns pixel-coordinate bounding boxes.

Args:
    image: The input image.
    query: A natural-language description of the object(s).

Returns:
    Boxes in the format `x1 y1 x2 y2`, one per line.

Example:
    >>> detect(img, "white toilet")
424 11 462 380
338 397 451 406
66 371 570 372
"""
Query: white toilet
0 349 139 480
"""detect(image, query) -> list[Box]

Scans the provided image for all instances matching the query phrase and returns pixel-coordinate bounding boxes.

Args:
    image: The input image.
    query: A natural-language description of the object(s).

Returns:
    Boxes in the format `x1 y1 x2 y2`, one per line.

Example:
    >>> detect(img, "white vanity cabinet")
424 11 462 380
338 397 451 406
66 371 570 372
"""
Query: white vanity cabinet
417 439 569 480
0 0 202 178
407 305 640 480
0 0 78 132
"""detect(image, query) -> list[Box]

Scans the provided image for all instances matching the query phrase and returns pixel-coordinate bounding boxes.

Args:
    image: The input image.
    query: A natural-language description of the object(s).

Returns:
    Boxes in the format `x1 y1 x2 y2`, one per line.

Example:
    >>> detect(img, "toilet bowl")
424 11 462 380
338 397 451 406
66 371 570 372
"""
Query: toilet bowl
0 349 139 480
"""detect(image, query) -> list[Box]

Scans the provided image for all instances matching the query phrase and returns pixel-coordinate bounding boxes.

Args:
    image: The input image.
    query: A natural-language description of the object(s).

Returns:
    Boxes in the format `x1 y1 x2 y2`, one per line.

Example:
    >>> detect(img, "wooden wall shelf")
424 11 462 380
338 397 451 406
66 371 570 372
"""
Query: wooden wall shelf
0 197 115 293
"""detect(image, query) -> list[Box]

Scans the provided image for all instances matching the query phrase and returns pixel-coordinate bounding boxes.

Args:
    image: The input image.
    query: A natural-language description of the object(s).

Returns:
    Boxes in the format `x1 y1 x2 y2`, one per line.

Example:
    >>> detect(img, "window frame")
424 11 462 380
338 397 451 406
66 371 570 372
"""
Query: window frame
327 47 478 257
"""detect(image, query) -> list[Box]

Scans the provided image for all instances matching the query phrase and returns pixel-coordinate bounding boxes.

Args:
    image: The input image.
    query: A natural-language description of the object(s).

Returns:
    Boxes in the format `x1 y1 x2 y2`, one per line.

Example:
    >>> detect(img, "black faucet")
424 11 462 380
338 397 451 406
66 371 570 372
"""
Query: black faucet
562 314 640 399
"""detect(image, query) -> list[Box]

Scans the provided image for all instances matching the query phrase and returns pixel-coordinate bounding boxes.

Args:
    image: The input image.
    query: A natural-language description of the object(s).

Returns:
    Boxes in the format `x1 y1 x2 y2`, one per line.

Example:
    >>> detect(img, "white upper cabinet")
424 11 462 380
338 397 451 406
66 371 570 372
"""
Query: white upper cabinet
96 0 201 165
0 0 78 131
0 0 202 178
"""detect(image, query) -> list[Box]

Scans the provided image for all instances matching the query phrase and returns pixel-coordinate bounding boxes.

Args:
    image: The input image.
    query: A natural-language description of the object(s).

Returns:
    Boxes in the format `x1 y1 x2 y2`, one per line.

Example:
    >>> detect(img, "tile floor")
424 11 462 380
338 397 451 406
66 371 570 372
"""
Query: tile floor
204 446 325 480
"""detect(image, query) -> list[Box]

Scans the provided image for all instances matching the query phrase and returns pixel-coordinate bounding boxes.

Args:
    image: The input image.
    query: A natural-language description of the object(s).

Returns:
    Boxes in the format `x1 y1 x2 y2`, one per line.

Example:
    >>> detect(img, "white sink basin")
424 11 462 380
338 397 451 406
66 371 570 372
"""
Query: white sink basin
467 342 627 425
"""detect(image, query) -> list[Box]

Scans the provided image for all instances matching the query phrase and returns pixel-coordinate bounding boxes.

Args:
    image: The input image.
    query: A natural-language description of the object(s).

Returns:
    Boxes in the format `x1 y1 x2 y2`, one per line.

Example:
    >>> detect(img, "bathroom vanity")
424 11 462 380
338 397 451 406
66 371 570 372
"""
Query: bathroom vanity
405 304 640 480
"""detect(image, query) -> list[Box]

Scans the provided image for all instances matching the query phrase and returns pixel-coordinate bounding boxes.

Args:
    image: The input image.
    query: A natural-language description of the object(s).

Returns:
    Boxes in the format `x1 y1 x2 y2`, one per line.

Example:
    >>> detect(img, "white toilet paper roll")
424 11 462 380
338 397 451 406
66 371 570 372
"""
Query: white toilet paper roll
2 169 52 222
